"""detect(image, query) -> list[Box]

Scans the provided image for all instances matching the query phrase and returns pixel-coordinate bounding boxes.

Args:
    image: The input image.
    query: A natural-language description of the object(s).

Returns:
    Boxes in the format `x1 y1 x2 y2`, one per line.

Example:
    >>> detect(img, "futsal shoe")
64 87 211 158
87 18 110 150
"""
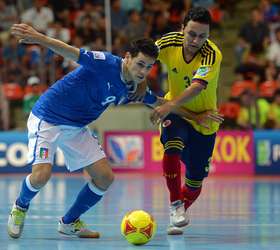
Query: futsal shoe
58 218 100 238
169 200 190 227
167 201 190 235
7 203 27 238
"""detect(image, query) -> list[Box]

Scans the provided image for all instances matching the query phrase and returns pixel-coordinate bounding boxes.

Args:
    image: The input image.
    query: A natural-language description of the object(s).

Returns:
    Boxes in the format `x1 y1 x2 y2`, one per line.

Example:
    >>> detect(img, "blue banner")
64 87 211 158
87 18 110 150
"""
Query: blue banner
0 131 70 173
255 131 280 174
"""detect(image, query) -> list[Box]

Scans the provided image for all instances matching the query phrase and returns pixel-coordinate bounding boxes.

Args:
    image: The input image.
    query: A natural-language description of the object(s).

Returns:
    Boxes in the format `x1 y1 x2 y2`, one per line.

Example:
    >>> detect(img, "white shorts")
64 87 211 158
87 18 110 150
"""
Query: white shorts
27 113 106 172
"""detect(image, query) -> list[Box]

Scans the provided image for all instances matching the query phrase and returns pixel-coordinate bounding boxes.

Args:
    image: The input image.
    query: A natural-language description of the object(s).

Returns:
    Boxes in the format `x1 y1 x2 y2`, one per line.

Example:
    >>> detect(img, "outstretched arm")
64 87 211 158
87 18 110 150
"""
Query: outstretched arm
11 23 79 61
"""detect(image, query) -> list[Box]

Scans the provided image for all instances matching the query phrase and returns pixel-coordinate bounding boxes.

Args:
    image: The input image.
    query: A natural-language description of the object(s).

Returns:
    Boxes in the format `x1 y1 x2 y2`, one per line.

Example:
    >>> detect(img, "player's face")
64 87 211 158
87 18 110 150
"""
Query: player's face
182 20 209 54
126 52 155 84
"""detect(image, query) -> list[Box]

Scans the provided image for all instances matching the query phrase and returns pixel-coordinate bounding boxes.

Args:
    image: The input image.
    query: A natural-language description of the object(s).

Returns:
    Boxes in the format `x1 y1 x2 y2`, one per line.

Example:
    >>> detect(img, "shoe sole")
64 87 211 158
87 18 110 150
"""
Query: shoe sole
7 228 21 239
173 219 190 228
7 217 23 239
167 226 184 235
58 229 100 238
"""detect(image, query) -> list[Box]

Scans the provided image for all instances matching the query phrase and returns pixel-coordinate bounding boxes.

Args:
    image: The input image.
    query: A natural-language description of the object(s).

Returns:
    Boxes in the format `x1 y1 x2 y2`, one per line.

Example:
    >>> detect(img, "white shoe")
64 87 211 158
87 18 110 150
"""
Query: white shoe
58 218 100 238
169 200 189 227
167 224 184 235
7 203 27 239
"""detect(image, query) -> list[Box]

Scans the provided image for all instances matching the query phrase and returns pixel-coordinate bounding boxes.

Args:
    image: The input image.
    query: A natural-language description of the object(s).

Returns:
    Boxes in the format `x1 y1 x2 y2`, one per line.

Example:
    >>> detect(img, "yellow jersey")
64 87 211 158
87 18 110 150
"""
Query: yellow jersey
156 32 222 135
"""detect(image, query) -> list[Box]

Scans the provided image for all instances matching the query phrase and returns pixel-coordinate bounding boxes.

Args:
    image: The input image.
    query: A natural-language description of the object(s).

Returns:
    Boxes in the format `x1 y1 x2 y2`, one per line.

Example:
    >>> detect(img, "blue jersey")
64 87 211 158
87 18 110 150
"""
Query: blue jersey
32 49 157 127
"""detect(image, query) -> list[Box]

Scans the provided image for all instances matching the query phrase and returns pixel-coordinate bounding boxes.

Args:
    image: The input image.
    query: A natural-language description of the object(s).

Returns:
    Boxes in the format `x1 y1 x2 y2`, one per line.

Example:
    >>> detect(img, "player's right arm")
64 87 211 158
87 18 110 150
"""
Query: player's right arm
141 92 224 129
11 23 79 61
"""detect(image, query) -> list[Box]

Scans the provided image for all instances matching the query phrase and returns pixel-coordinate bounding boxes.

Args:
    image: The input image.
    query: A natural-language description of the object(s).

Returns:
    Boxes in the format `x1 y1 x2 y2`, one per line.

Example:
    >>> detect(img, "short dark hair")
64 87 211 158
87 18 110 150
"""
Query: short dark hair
128 38 159 59
183 6 212 27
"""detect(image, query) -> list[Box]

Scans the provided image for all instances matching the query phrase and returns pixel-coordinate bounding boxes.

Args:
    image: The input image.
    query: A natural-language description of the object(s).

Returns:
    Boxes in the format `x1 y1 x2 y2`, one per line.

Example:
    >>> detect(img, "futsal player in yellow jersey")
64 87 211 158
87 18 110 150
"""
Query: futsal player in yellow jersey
151 7 222 235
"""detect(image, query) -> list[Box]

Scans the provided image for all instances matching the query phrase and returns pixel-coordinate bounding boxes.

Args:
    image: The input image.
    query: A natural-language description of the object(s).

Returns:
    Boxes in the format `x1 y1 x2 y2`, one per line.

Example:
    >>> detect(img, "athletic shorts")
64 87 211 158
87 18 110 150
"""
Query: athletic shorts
27 112 106 172
160 113 216 180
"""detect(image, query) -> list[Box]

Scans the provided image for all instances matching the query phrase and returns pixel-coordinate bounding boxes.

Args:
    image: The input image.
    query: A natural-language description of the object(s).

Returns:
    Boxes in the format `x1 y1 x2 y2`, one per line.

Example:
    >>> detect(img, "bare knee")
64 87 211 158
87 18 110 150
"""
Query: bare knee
92 168 114 191
85 159 115 191
30 163 52 189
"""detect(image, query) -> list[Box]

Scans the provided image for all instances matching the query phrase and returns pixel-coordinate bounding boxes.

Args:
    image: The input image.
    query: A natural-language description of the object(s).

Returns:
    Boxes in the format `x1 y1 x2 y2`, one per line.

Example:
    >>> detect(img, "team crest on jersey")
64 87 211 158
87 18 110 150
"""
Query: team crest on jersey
39 147 49 159
196 66 209 77
92 51 105 60
162 120 172 127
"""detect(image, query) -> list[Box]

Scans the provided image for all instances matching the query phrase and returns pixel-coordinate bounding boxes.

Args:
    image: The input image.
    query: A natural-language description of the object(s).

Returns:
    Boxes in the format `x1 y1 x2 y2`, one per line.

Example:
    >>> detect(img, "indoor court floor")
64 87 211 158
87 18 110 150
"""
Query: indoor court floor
0 173 279 250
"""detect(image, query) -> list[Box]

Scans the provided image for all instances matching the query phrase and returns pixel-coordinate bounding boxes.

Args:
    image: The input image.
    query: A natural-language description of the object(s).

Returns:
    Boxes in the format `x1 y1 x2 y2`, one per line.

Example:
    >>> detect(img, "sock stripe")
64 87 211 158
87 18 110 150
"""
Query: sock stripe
185 178 202 188
26 174 40 192
87 181 106 196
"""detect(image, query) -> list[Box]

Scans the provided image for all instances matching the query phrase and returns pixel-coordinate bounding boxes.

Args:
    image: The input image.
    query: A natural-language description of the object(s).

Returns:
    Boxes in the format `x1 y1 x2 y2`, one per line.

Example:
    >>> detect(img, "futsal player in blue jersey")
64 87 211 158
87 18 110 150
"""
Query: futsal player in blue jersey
8 23 222 239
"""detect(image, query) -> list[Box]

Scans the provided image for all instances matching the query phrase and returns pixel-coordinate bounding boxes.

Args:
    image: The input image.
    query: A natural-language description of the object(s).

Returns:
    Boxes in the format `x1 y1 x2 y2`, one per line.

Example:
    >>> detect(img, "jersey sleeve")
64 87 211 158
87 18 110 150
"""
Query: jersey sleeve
142 89 157 105
192 49 222 89
77 48 111 71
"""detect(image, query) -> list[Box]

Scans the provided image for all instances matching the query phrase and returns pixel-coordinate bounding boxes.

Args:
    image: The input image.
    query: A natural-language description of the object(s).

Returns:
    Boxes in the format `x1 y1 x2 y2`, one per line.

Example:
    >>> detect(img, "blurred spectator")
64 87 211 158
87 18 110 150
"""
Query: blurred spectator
259 0 279 23
121 0 143 13
266 89 280 128
122 10 148 41
237 90 270 129
21 0 54 32
217 0 238 18
208 2 224 31
75 0 102 30
266 27 280 69
76 15 100 48
2 36 25 64
149 11 172 39
46 22 71 43
236 8 270 65
111 0 128 34
23 76 41 117
0 0 18 42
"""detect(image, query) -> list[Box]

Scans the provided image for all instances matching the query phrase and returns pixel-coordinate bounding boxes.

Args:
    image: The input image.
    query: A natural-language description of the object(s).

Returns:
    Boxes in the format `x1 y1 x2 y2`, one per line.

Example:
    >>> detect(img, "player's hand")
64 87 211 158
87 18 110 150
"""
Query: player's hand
195 110 224 129
128 81 147 102
150 101 176 124
11 23 42 44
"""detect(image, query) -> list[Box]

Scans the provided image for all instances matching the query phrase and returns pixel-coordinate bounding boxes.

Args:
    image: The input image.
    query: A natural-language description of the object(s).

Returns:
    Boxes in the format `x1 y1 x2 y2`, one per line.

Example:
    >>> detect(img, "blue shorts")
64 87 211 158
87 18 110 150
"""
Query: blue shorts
160 113 216 180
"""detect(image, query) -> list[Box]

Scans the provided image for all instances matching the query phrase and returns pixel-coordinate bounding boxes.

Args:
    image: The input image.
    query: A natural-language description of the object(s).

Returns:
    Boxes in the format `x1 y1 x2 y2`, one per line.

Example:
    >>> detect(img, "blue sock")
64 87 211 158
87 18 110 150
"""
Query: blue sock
16 174 40 209
62 182 104 224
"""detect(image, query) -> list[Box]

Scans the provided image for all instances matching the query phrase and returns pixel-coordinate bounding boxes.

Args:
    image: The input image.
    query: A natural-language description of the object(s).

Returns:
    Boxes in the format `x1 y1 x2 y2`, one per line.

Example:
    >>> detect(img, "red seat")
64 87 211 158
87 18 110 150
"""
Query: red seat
230 80 257 98
219 102 240 119
258 80 277 98
2 83 24 100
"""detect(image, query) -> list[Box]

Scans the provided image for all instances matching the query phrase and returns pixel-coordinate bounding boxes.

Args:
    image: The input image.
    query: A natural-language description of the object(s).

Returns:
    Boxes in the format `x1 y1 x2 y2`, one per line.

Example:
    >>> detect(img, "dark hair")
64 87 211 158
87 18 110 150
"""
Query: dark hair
128 38 159 59
183 6 212 27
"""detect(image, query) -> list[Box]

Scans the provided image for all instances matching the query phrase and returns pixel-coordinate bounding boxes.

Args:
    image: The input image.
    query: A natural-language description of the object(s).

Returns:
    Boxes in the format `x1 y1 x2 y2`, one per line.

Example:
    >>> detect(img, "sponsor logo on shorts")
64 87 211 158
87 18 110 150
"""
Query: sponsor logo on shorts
162 120 171 127
39 147 49 159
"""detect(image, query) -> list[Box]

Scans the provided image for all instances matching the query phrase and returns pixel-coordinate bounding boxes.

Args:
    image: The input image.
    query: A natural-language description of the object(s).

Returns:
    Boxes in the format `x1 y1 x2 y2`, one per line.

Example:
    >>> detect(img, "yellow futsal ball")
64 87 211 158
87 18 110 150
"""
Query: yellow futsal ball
120 210 157 245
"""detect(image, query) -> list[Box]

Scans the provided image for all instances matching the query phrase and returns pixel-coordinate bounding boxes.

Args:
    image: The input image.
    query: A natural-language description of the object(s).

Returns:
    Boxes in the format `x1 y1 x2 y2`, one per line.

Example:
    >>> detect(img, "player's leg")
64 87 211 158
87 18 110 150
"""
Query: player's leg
58 127 113 237
7 163 53 238
8 113 57 238
58 158 113 238
160 114 189 231
181 124 216 213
